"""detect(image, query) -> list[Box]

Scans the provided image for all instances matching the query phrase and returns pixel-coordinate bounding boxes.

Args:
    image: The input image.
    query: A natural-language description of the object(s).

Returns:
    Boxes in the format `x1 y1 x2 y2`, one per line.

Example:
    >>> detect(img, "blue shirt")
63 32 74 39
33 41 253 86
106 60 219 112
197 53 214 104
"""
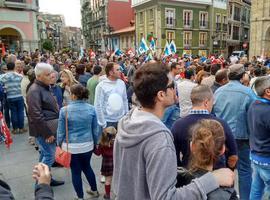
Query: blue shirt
213 80 257 140
57 100 100 145
0 72 23 99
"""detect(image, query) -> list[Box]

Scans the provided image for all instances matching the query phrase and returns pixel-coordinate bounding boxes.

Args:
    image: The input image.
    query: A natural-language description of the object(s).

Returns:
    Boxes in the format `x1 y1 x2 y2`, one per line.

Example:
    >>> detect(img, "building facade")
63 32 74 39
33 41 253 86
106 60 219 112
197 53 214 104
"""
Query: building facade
62 26 83 52
250 0 270 58
109 25 135 51
81 0 134 51
227 0 251 56
132 0 228 56
0 0 39 52
37 13 66 51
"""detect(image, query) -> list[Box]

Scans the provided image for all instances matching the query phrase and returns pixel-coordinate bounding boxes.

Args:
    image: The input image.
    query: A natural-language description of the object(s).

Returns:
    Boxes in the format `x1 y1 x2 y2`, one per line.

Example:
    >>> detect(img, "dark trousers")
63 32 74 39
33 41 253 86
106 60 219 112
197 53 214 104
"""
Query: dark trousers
7 97 24 129
70 151 97 198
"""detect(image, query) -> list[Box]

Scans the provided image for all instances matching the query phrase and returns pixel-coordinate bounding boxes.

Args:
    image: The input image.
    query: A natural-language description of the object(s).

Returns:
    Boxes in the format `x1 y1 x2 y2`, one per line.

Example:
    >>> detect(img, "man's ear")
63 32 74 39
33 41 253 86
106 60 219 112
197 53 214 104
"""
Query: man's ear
220 144 226 156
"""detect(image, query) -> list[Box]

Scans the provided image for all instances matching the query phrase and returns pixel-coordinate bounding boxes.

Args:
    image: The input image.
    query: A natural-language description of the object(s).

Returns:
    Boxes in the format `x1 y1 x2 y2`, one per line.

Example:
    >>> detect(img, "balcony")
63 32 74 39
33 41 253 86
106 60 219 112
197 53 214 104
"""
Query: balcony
165 18 176 28
216 23 222 31
183 20 193 29
199 21 208 29
199 42 207 48
4 0 27 9
184 40 192 48
232 33 240 41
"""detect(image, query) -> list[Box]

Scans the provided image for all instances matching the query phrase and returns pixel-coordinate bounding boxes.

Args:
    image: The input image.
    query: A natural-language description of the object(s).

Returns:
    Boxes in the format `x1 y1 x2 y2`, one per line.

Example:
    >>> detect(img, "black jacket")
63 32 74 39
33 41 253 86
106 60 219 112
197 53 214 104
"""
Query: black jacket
176 167 238 200
0 180 54 200
27 80 59 138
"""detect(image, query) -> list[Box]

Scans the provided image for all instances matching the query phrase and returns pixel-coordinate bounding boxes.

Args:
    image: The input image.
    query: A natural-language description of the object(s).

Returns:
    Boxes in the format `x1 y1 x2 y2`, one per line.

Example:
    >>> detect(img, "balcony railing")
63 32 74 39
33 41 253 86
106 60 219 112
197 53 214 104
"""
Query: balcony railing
165 18 176 28
199 21 208 29
216 23 222 31
183 20 193 29
184 39 192 48
4 0 27 8
199 42 207 48
233 33 240 40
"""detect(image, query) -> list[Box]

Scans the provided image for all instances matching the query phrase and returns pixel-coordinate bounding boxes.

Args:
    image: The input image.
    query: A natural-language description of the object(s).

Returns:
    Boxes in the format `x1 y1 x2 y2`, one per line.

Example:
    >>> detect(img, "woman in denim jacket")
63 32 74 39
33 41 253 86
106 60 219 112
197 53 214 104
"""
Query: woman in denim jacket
57 84 100 200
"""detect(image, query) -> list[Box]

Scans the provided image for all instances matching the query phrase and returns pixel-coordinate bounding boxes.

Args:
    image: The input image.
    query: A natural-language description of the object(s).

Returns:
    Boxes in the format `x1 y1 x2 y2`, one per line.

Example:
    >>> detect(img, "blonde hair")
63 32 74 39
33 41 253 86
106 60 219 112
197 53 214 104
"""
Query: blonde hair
99 126 117 147
189 119 225 172
60 69 79 86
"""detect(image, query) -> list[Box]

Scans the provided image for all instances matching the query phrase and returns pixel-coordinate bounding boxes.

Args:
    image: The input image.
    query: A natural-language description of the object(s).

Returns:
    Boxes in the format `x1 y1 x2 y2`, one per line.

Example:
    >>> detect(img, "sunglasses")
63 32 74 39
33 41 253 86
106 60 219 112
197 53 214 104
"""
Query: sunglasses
166 82 175 90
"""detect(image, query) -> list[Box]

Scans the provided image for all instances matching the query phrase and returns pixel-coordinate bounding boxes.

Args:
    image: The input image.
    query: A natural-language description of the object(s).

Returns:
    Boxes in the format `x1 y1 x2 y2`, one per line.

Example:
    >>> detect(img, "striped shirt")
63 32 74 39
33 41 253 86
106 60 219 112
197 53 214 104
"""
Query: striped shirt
0 72 23 99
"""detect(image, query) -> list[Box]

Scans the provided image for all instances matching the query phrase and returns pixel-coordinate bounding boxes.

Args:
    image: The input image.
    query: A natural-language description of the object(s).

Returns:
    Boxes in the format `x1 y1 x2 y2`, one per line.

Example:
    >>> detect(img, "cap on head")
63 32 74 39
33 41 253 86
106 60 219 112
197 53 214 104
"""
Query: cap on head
229 64 245 76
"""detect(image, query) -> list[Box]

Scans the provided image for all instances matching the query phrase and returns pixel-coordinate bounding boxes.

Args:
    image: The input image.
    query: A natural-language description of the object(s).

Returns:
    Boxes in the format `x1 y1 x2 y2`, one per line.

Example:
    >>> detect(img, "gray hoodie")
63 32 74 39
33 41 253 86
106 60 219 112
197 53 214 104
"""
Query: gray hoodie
113 108 219 200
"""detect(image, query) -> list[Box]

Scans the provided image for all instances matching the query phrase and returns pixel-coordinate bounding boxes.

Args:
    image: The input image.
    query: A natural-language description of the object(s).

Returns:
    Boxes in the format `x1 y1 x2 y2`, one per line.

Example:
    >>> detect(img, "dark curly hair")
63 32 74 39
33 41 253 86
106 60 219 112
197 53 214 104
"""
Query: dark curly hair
133 62 169 109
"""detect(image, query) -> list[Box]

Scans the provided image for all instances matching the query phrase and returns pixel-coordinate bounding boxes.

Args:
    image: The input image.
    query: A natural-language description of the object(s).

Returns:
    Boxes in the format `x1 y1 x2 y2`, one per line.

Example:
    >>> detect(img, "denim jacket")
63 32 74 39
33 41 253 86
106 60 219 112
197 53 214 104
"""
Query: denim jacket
213 80 257 140
57 100 100 146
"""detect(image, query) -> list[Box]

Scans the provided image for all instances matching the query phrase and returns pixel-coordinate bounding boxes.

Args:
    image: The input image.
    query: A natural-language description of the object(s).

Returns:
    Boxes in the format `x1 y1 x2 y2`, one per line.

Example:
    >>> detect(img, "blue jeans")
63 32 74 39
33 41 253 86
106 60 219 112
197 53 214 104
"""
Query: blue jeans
237 140 252 200
162 104 180 129
7 97 24 129
36 137 56 167
250 162 270 200
70 151 97 198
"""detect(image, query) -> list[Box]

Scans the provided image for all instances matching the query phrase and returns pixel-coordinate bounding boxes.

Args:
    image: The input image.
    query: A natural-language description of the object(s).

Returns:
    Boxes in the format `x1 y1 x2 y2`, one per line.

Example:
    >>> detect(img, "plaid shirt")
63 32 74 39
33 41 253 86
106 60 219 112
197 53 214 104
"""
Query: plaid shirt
189 109 209 115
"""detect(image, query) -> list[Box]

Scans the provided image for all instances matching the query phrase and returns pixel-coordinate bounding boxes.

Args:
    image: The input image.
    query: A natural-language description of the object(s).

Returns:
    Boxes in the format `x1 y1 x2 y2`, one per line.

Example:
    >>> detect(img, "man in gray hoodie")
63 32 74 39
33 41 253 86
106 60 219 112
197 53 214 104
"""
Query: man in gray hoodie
113 62 235 200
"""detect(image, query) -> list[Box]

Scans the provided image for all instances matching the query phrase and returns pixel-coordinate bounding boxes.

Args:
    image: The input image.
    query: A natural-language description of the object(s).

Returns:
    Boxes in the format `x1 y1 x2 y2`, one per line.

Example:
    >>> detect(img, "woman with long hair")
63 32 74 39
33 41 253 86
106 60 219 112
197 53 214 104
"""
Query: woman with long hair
59 69 79 106
57 84 100 200
177 119 238 199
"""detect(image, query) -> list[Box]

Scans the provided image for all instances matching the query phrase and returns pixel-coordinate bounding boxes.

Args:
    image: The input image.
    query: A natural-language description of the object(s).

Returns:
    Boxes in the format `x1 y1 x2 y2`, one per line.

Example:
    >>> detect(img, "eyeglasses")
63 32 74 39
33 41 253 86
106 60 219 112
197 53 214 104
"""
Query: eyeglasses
166 82 175 90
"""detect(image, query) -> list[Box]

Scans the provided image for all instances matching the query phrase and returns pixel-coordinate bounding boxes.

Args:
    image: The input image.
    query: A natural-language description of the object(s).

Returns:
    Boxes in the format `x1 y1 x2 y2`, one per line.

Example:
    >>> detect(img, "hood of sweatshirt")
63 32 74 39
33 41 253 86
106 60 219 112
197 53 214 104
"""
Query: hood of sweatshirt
117 107 170 148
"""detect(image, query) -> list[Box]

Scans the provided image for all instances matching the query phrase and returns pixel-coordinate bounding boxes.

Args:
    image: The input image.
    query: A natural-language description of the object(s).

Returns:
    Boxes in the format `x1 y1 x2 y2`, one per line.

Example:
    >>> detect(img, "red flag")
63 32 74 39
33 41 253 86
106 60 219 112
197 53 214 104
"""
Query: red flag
0 112 12 148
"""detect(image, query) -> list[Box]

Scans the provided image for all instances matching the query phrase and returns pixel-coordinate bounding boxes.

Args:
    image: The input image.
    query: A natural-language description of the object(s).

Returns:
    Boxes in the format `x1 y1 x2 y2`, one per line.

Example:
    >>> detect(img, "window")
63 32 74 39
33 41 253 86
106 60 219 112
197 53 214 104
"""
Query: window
223 16 227 24
139 12 144 24
234 6 241 21
165 8 175 27
184 10 193 27
149 9 154 20
200 12 208 27
166 31 175 42
199 32 207 46
184 31 192 46
126 36 129 48
233 26 240 40
216 14 221 31
242 8 246 22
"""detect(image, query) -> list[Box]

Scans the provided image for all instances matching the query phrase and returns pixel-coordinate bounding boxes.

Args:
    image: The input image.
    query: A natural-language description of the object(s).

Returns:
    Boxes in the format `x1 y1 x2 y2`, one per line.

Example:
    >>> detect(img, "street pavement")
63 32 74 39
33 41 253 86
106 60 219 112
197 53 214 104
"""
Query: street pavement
0 131 108 200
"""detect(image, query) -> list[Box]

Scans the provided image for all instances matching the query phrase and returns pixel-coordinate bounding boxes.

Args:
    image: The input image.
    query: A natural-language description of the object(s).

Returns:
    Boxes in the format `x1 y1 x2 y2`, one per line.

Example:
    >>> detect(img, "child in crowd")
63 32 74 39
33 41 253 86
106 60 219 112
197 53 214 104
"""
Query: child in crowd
176 119 238 199
94 126 117 200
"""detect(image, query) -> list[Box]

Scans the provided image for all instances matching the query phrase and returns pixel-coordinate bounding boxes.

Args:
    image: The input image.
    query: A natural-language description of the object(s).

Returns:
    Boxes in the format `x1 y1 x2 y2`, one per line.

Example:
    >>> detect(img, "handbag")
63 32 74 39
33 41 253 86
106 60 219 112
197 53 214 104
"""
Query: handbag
55 107 71 168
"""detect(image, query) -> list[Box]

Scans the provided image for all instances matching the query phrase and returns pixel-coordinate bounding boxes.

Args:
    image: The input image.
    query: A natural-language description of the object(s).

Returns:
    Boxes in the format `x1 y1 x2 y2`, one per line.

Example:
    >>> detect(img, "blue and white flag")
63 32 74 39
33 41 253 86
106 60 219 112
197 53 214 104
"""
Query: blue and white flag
144 52 153 62
164 41 172 57
79 47 84 59
114 48 123 56
149 38 156 52
169 40 177 54
138 37 149 55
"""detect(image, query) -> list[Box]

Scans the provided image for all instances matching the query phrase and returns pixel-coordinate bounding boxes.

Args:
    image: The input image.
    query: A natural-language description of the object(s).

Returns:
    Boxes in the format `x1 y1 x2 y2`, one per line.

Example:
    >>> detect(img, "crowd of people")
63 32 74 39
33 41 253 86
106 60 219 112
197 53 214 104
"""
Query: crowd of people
0 49 269 200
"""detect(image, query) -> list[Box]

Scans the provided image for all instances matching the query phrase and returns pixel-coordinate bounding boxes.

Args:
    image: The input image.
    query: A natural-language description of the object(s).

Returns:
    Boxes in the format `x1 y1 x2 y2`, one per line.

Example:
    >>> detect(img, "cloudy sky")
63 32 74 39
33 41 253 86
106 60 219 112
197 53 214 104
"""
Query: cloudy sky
39 0 81 27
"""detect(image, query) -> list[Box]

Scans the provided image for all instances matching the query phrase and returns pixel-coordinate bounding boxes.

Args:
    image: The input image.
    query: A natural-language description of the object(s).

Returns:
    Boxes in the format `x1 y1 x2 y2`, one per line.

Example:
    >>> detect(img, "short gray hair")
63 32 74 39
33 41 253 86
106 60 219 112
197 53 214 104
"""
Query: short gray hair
35 62 53 76
191 85 213 106
254 76 270 97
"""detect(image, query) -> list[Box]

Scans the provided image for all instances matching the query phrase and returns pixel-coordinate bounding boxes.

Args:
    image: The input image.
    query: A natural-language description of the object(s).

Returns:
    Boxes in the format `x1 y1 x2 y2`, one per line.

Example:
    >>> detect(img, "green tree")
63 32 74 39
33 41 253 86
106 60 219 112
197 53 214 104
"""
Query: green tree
42 40 53 52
